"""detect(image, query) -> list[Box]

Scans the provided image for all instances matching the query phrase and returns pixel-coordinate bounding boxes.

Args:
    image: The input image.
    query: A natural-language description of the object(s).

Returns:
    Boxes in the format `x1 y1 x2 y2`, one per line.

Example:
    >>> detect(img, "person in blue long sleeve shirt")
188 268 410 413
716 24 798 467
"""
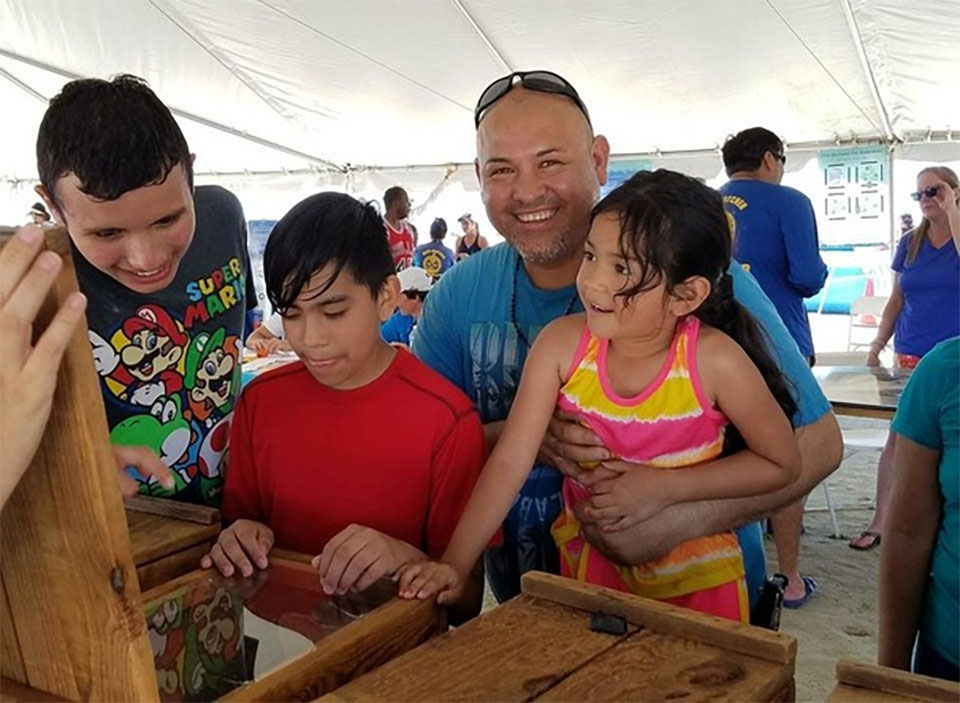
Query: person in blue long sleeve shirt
719 127 827 363
718 127 829 608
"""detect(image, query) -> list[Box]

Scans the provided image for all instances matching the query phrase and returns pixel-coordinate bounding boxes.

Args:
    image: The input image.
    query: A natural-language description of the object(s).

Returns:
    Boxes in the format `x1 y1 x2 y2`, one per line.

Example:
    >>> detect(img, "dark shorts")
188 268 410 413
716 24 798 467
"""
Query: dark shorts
914 635 960 682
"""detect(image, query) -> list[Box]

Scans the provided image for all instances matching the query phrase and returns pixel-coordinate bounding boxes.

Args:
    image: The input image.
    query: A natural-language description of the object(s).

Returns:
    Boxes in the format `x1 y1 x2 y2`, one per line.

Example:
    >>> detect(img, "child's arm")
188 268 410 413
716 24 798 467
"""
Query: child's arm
398 317 580 601
588 330 801 530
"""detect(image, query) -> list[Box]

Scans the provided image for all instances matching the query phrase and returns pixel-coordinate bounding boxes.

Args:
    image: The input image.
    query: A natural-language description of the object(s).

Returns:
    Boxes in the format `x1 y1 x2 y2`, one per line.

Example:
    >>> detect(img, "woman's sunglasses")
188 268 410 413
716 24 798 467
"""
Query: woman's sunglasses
474 70 590 128
910 185 941 201
403 290 429 302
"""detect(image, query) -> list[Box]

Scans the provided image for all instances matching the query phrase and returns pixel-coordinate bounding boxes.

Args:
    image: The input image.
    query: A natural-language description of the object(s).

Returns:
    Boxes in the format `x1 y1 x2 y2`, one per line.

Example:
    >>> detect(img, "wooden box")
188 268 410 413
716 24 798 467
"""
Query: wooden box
322 572 797 703
140 554 443 702
126 496 222 592
828 659 960 702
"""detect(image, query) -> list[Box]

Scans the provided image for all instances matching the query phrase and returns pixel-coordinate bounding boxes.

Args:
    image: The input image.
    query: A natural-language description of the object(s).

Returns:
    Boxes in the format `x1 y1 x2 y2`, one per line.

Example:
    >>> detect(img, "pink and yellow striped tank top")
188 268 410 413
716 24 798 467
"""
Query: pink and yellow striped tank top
551 316 744 601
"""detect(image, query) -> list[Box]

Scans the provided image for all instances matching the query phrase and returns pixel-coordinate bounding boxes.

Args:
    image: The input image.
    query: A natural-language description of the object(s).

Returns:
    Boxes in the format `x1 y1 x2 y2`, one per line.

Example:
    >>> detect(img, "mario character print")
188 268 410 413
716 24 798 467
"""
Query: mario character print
89 303 188 407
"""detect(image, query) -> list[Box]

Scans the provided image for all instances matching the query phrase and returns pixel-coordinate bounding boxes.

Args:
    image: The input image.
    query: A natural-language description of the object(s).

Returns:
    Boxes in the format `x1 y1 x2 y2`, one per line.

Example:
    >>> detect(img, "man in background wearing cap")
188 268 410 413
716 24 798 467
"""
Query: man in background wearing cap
455 213 489 261
27 202 51 226
381 267 432 348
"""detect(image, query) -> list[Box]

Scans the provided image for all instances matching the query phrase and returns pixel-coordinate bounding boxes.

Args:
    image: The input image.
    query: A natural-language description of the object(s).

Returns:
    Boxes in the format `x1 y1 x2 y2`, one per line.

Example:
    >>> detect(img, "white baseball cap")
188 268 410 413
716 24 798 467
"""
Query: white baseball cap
397 266 433 293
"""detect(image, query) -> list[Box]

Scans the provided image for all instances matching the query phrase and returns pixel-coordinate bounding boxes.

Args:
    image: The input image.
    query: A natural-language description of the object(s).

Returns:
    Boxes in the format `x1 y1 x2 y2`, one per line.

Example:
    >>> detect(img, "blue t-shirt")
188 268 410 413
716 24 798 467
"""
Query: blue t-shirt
891 337 959 666
414 244 832 606
720 181 827 357
729 259 833 604
413 241 456 282
381 311 416 346
891 232 960 357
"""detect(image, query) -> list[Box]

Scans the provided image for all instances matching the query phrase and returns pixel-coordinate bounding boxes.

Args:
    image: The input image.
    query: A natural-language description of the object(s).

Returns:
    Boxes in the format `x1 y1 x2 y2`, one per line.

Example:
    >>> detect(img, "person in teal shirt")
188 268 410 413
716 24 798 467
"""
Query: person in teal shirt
879 336 959 682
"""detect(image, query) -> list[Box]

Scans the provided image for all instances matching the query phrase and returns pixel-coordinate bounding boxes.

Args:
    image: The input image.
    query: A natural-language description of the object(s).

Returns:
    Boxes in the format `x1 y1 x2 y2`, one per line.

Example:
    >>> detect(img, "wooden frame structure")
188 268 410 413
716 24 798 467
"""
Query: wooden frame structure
322 572 798 702
1 228 158 700
828 660 960 702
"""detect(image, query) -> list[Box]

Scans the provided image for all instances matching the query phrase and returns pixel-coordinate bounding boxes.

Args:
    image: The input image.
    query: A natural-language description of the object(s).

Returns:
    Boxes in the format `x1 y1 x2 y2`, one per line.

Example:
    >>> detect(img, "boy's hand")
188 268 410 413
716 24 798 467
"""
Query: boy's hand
201 519 274 577
249 337 291 355
584 462 671 532
313 524 422 596
113 444 174 498
397 561 464 606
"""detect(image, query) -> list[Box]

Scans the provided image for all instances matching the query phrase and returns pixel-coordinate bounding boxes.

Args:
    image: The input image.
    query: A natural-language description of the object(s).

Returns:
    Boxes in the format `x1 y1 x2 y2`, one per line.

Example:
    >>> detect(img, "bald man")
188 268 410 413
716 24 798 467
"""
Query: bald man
413 71 842 610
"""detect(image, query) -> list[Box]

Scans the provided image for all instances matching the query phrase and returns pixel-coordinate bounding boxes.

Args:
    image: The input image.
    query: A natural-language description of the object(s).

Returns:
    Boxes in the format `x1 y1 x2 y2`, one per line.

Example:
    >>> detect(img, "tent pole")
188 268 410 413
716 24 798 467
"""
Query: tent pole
449 0 512 72
840 0 896 142
0 66 47 104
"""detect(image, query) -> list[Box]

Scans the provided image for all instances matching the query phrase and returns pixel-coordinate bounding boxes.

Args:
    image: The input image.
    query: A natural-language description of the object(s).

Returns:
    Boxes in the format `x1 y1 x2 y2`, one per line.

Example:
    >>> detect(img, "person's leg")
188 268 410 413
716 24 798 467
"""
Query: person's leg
850 431 896 549
770 497 808 601
913 635 960 682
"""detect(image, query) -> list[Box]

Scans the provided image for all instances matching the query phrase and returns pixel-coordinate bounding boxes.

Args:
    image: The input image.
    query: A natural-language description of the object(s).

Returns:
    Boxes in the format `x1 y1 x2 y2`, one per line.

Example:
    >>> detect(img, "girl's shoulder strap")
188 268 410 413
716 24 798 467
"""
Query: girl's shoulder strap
561 318 596 383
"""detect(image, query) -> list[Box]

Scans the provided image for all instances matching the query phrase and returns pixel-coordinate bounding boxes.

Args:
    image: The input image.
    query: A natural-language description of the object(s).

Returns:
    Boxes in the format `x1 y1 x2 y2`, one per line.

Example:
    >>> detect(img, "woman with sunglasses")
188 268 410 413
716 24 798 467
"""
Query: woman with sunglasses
850 166 959 551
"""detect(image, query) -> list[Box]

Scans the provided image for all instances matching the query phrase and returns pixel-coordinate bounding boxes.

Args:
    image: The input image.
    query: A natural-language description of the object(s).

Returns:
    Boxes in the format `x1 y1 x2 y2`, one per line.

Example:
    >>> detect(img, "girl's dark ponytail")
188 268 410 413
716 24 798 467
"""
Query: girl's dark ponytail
695 272 798 454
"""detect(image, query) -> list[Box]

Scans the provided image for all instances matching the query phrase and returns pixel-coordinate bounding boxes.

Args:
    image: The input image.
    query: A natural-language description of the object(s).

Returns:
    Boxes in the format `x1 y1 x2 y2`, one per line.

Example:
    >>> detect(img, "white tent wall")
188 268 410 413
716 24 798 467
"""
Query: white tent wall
3 0 958 237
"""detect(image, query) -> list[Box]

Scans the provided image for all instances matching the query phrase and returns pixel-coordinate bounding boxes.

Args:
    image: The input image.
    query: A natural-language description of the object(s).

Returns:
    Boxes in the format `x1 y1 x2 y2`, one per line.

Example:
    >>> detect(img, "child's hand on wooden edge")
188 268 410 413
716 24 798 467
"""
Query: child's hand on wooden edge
200 519 274 578
397 561 464 606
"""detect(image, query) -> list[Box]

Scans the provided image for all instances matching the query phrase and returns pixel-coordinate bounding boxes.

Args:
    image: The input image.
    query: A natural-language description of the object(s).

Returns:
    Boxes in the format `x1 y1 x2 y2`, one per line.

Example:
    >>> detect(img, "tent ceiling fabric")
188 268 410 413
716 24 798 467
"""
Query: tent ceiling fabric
1 0 957 180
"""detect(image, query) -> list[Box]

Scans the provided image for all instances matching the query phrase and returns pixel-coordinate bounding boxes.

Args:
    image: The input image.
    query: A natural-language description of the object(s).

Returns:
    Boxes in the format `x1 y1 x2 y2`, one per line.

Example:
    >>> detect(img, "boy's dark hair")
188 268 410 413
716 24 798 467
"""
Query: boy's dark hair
593 169 798 452
383 186 407 210
721 127 783 176
37 74 192 208
264 192 394 313
430 217 447 240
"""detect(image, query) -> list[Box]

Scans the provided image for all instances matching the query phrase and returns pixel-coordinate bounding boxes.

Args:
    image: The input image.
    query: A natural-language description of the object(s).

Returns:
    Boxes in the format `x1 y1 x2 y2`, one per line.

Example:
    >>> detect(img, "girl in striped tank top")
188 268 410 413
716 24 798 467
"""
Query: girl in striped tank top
399 170 801 622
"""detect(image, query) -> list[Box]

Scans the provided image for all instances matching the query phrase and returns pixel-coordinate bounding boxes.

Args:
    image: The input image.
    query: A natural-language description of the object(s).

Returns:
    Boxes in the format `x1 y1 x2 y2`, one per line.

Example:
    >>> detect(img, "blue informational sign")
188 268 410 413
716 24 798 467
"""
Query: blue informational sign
603 158 654 196
247 219 277 313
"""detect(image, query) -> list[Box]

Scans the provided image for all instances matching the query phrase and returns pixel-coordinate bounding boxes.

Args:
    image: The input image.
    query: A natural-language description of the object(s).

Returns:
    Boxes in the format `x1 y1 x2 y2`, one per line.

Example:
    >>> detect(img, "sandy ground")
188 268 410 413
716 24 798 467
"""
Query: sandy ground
481 415 888 702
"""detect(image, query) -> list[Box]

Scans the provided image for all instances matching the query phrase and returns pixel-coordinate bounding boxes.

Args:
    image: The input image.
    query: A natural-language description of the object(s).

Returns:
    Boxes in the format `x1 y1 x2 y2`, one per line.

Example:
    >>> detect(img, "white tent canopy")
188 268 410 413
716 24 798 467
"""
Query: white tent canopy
2 0 959 185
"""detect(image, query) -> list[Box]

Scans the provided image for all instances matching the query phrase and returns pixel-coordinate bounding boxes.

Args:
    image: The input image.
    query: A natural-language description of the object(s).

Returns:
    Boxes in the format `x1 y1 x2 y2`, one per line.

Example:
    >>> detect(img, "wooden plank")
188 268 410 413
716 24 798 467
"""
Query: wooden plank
833 660 960 703
125 494 221 525
135 539 215 592
0 677 68 703
320 594 638 702
828 683 918 703
271 548 314 564
0 582 25 684
140 566 215 603
126 509 220 565
522 571 796 665
537 628 794 702
220 595 443 702
832 405 895 421
0 228 158 701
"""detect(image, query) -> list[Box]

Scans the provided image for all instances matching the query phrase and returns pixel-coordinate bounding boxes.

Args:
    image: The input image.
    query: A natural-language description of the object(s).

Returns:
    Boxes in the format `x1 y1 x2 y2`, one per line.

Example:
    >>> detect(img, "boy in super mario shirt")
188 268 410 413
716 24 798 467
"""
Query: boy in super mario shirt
35 75 255 506
202 193 485 617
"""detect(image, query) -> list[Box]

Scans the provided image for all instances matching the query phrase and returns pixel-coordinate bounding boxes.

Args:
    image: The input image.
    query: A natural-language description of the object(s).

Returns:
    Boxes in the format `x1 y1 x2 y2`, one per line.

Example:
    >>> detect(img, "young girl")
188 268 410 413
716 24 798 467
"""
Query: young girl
399 170 801 622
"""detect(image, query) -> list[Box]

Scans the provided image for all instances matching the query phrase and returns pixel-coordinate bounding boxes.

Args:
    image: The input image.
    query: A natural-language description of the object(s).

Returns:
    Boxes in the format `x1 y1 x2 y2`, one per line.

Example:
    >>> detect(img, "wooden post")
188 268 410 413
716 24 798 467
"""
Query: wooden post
0 228 158 701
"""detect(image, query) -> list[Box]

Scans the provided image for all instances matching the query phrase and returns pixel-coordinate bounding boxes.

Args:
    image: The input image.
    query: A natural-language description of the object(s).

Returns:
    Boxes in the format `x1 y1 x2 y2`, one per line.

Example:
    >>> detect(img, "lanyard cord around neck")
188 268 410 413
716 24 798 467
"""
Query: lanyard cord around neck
510 255 580 350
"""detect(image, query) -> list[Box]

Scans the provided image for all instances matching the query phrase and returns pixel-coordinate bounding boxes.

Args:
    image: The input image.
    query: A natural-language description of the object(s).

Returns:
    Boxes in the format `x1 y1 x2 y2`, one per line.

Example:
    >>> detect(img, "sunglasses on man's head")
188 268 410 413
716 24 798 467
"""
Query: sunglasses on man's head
772 152 786 164
910 185 941 201
474 70 591 128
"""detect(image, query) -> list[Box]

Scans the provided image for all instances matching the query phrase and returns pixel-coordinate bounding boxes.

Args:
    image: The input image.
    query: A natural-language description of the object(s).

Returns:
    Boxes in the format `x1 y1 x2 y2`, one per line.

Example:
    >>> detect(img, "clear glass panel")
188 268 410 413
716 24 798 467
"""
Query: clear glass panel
144 561 396 701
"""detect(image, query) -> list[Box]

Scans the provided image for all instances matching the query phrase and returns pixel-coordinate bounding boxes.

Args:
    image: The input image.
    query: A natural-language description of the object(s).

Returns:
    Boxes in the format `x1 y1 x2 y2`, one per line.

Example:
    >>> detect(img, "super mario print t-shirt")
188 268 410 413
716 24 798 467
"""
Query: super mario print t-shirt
75 185 256 506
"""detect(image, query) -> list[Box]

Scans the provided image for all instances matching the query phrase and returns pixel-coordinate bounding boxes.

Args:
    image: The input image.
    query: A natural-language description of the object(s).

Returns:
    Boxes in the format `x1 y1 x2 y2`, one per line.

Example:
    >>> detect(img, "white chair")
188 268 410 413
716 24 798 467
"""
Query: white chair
848 296 888 351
